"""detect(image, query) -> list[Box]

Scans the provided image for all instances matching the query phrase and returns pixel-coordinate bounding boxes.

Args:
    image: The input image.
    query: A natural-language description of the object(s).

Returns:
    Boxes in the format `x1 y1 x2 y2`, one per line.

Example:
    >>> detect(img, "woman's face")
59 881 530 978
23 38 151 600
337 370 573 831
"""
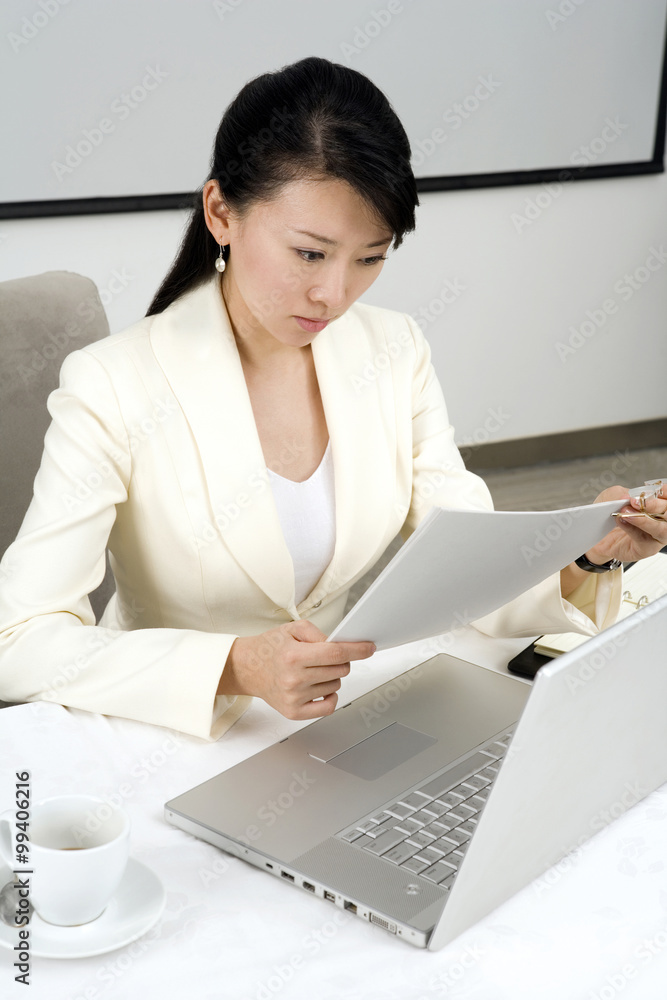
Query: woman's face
205 175 393 351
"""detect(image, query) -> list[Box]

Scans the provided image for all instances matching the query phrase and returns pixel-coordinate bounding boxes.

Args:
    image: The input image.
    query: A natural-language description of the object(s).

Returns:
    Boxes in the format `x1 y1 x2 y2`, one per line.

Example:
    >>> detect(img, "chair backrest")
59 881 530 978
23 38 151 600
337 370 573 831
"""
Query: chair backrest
0 270 115 618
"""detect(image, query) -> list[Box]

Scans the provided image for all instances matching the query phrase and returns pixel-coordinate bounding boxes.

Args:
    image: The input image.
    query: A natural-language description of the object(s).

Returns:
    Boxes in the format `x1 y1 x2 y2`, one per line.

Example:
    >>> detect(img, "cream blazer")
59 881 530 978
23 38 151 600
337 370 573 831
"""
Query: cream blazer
0 272 622 739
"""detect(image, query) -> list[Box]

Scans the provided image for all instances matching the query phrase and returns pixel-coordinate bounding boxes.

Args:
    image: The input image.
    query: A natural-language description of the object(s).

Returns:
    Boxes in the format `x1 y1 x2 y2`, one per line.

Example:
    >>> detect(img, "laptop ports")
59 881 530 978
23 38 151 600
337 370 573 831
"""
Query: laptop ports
280 871 295 882
302 881 315 892
323 890 335 902
344 900 357 914
370 913 397 934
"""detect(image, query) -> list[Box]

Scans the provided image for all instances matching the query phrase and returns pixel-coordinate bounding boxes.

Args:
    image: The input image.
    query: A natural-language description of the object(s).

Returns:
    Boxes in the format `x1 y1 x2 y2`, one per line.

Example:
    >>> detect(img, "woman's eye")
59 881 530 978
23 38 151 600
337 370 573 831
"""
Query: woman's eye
295 249 324 262
295 249 387 266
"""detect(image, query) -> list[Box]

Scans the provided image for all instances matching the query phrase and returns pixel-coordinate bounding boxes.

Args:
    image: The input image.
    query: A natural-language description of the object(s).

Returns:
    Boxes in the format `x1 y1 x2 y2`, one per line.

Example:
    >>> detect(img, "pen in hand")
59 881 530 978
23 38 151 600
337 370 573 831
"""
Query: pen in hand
612 512 667 522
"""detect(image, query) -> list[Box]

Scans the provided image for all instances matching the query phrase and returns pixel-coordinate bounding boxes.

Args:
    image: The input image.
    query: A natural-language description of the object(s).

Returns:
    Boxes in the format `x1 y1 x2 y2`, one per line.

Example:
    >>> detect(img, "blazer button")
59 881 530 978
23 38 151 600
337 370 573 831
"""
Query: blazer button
312 600 322 609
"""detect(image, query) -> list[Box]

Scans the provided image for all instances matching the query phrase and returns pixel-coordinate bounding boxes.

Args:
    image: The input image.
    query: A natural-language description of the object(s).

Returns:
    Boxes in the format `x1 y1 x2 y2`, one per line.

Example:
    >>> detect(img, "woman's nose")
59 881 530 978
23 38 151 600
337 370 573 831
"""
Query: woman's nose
308 271 347 311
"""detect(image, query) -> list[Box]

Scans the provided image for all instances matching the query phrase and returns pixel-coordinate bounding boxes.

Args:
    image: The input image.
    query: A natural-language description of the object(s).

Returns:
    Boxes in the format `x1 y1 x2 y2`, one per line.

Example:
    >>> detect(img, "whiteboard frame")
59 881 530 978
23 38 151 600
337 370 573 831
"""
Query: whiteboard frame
2 18 665 221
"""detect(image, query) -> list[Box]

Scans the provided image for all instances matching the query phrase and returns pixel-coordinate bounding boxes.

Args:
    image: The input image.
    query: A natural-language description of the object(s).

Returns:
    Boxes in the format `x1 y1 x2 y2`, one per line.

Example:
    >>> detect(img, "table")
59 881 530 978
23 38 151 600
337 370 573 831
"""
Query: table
2 626 667 1000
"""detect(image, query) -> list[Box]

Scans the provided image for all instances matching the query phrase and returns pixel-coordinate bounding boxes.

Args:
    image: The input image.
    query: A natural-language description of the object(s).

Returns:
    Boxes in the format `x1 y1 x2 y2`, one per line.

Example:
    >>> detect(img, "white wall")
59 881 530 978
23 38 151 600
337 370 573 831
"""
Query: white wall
2 167 665 448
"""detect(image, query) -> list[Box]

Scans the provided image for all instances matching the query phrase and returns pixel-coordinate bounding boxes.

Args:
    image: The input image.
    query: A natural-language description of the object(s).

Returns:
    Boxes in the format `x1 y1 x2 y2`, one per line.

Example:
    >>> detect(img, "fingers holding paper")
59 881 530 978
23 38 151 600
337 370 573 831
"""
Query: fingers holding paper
584 483 667 566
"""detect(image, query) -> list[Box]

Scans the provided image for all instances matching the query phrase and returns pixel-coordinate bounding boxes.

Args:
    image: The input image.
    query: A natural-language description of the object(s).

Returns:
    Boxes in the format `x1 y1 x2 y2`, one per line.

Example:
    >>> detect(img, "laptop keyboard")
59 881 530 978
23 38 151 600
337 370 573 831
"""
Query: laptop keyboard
336 731 513 891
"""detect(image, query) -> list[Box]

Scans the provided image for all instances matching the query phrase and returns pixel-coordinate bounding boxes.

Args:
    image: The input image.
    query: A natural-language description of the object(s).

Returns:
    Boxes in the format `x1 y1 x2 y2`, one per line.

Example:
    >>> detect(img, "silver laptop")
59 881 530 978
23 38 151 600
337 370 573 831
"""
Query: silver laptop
165 592 667 950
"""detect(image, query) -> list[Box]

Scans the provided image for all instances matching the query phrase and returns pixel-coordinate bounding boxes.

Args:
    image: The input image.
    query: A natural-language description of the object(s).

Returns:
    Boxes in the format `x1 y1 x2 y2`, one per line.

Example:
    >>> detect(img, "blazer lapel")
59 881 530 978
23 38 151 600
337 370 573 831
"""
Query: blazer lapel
310 306 397 607
149 273 397 618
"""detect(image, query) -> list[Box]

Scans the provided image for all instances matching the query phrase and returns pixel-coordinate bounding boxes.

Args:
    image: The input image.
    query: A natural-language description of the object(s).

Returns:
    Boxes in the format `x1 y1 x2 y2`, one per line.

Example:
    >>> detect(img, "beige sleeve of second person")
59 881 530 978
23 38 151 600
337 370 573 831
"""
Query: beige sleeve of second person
0 349 252 740
398 313 623 640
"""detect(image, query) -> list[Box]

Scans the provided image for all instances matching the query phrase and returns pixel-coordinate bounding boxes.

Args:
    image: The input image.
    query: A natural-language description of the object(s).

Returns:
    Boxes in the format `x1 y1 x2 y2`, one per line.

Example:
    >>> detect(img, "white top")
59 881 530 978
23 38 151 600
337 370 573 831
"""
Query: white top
266 439 336 606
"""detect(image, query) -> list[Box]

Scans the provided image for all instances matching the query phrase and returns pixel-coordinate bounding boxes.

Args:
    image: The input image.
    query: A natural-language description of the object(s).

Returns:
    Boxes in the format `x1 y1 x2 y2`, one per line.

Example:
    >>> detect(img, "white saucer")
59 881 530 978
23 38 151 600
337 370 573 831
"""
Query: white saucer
0 857 165 959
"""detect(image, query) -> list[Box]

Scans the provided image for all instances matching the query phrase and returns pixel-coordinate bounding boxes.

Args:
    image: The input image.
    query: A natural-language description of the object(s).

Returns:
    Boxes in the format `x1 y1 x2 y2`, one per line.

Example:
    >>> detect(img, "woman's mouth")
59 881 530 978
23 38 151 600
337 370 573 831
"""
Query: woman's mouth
294 316 330 333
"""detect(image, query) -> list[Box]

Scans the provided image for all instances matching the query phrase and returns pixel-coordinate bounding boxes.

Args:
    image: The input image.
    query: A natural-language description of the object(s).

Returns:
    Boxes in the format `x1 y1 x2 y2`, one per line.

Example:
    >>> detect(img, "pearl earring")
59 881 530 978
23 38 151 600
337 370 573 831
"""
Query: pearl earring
215 242 227 273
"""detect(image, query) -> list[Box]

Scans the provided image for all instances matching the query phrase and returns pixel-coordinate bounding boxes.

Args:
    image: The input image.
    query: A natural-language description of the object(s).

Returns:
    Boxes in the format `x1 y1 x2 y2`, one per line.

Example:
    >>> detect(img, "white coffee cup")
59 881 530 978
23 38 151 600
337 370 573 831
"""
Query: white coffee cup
0 794 130 926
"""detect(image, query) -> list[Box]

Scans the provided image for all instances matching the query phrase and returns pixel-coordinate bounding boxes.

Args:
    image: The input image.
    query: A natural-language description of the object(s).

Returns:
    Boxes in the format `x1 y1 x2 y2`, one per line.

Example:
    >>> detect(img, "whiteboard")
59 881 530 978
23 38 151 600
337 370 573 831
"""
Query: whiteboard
1 0 666 216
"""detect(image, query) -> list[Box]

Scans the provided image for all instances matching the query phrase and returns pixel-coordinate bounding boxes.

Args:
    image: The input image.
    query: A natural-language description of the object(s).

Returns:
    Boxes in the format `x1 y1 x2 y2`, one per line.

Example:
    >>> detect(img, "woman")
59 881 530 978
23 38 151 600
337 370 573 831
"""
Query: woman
0 57 665 740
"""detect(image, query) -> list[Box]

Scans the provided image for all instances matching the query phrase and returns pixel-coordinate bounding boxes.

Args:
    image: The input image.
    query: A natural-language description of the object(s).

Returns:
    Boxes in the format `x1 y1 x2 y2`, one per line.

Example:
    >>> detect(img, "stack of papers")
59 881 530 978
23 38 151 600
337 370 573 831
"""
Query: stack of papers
328 497 633 651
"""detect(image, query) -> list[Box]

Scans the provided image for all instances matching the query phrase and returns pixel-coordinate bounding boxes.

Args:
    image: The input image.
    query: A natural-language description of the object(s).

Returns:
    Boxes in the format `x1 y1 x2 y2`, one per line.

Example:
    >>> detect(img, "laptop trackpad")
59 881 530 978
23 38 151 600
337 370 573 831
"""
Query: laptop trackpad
325 722 437 781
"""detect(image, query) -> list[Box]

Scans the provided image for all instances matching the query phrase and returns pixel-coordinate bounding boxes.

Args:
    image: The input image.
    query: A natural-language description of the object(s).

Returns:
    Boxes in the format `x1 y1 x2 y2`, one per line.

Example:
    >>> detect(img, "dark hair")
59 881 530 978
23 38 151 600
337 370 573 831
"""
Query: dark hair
145 56 418 316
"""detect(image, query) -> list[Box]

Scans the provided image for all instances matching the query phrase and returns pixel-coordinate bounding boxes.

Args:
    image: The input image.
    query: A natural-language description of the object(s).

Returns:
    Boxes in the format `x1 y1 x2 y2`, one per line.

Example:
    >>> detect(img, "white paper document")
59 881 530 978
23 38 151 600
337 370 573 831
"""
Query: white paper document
327 497 631 650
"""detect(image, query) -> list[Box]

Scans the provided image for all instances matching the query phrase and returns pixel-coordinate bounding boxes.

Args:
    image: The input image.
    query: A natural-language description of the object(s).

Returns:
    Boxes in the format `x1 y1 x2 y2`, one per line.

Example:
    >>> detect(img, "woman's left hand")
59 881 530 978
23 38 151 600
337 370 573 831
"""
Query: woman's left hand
585 484 667 565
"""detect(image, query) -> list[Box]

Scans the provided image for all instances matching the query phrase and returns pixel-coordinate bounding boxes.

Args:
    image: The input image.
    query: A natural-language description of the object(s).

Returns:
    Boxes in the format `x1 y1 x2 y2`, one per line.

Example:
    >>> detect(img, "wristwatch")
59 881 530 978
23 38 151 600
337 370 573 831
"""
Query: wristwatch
574 553 623 573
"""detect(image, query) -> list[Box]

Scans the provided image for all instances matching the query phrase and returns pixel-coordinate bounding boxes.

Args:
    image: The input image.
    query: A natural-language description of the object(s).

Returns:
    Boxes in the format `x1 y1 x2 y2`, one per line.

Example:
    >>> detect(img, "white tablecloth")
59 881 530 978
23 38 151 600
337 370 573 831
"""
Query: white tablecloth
2 627 667 1000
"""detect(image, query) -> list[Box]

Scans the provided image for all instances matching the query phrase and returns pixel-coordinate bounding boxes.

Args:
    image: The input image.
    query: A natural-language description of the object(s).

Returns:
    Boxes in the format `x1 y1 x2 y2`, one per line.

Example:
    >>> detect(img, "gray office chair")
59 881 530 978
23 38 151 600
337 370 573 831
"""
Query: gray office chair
0 270 116 634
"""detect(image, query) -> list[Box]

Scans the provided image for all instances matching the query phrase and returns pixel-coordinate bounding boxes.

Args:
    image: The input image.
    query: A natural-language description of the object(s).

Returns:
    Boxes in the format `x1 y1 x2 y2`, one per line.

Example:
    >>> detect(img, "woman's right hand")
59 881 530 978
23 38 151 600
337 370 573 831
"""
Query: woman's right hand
217 619 376 720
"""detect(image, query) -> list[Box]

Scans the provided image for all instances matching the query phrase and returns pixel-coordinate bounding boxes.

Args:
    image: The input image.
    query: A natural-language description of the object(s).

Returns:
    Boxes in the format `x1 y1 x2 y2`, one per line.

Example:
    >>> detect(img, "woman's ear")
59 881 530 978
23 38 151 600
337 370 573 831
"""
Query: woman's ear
202 179 233 244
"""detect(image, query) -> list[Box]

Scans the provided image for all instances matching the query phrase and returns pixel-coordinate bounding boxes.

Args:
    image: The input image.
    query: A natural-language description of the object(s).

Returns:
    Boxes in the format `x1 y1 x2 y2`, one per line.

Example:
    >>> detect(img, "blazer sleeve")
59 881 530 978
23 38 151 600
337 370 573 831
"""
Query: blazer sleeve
398 314 623 639
0 349 252 740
